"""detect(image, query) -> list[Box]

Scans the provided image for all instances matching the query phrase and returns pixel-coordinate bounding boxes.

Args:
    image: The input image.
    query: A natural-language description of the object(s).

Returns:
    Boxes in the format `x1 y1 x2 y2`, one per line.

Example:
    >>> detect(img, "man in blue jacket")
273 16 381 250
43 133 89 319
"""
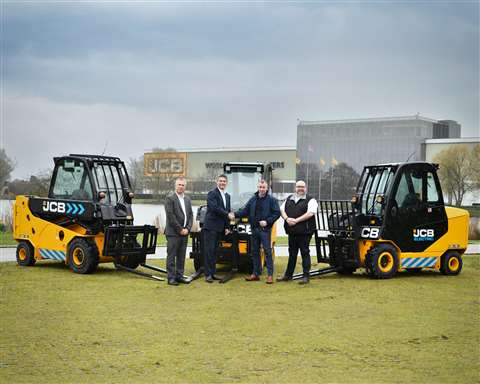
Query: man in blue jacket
203 174 232 283
234 179 280 284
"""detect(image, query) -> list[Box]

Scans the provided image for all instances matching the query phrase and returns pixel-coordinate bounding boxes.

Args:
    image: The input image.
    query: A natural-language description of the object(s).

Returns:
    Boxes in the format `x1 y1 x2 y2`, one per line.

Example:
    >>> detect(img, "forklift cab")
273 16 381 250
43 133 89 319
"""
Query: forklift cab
353 162 448 253
224 162 271 210
49 155 133 205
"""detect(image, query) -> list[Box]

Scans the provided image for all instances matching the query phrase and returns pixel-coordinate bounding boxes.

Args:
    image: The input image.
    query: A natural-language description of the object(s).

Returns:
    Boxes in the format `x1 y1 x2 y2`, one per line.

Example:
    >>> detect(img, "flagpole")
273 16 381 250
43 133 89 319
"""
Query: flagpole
330 157 336 200
330 166 334 200
319 169 322 200
306 150 310 187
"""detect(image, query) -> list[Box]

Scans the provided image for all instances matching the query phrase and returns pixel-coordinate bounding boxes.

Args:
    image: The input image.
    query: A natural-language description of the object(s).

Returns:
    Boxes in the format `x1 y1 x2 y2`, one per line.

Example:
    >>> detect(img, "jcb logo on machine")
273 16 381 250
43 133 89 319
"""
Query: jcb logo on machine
360 227 380 239
413 229 434 241
42 201 66 213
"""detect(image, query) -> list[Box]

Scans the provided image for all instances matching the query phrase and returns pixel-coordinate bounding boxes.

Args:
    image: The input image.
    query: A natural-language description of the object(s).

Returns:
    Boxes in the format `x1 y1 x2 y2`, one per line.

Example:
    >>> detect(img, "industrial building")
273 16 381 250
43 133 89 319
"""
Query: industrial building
297 115 461 174
296 115 464 199
142 115 477 204
143 147 296 197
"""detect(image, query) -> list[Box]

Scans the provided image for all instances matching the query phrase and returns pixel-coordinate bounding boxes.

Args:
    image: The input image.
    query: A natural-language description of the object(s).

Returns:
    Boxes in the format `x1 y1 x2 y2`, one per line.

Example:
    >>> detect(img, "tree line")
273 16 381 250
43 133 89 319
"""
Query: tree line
1 145 479 206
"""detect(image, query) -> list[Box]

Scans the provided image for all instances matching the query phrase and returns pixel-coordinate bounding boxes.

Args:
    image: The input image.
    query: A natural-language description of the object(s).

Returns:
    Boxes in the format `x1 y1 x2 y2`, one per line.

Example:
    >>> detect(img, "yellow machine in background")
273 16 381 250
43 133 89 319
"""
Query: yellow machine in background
190 162 277 282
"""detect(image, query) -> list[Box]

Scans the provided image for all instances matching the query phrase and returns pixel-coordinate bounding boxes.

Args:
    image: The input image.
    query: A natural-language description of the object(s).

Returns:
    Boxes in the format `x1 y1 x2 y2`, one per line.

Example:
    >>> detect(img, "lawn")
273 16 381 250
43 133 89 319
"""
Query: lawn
1 231 292 248
0 256 479 383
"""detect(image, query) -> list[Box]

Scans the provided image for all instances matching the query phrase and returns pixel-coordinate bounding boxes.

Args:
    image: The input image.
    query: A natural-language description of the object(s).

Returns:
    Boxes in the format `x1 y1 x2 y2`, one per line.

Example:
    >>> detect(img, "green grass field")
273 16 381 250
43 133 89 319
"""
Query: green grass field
0 232 292 247
1 256 479 383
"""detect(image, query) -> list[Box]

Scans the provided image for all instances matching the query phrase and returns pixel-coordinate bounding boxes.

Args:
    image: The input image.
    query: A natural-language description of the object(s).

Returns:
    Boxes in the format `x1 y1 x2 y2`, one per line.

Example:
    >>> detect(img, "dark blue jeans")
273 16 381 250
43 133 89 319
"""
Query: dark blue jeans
203 229 221 277
251 227 273 276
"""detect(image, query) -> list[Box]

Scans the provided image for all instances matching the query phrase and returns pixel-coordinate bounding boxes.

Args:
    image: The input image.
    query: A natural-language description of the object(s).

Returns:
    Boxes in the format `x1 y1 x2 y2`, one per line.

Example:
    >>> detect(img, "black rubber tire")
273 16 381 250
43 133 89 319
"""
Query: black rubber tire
68 238 99 274
440 251 463 276
117 240 141 269
365 244 398 279
337 267 356 275
16 241 36 266
117 255 141 269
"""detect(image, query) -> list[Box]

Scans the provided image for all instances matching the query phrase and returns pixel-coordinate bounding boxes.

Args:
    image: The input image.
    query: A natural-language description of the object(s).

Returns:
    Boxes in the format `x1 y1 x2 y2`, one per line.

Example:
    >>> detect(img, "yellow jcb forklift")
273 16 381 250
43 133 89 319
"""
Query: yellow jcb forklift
13 154 168 281
294 162 469 280
190 162 277 283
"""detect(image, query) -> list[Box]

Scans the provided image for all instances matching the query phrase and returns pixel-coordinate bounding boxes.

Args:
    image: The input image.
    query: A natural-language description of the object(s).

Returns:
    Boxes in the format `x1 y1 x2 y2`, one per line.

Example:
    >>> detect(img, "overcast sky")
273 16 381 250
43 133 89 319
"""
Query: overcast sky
2 1 479 179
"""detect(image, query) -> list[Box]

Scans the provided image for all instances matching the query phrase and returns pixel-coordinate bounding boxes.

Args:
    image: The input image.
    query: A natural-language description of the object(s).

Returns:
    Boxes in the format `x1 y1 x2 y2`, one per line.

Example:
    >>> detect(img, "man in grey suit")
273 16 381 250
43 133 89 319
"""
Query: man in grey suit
164 176 193 286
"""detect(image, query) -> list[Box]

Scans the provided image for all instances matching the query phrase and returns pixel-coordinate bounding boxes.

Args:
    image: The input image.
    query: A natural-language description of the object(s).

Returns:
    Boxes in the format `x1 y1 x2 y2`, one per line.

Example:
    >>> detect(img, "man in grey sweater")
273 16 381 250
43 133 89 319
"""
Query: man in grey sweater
164 177 193 285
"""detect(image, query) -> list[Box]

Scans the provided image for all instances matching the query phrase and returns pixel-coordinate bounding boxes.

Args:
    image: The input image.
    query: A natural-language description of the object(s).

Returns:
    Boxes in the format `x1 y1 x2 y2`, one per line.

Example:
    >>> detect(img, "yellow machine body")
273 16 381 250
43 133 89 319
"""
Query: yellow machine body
357 206 469 271
13 195 114 264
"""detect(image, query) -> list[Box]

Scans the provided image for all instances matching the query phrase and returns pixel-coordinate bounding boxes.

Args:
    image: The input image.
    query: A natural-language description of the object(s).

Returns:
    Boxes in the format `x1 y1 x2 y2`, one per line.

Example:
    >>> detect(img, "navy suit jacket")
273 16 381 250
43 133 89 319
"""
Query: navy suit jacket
203 188 231 232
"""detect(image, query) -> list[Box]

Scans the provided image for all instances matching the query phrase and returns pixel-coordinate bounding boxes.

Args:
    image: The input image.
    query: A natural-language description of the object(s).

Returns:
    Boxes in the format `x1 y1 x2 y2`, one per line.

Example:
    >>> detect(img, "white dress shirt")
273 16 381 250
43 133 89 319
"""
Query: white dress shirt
280 194 318 214
176 193 187 227
218 187 227 208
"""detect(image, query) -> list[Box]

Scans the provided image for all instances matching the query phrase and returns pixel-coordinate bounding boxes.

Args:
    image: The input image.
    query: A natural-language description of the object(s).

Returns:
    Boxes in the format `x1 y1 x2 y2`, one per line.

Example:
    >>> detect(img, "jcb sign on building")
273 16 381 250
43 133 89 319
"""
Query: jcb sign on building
144 152 187 177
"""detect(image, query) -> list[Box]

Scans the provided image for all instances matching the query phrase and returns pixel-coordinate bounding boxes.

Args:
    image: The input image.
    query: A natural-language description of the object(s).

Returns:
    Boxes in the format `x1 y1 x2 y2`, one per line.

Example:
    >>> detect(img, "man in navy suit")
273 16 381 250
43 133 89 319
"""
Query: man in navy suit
203 174 233 283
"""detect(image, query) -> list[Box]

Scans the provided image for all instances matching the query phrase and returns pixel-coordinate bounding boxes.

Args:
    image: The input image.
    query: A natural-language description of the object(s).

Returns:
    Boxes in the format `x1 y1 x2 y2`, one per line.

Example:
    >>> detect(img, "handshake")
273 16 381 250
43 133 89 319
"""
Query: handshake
227 212 236 221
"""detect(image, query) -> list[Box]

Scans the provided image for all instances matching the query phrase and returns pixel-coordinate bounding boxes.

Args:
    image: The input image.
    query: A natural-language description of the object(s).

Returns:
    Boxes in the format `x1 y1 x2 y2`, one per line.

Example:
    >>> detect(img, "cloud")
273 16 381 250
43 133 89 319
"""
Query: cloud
2 2 479 178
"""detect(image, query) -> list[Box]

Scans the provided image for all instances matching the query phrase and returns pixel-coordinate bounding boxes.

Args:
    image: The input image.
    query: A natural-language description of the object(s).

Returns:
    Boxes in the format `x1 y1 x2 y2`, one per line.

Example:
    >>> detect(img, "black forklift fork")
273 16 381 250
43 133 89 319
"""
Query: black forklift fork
188 228 242 283
291 231 341 280
218 230 241 283
104 224 191 282
292 200 357 280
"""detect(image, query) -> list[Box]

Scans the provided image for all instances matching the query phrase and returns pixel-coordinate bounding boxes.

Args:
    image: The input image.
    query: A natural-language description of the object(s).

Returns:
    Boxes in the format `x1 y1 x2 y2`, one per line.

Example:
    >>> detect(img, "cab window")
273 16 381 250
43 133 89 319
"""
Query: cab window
52 160 93 200
426 171 440 203
395 170 422 210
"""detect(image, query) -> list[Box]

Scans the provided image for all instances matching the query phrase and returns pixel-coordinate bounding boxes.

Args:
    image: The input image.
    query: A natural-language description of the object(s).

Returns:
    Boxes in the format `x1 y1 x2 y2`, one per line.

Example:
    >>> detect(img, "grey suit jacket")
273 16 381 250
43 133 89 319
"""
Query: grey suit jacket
164 193 194 236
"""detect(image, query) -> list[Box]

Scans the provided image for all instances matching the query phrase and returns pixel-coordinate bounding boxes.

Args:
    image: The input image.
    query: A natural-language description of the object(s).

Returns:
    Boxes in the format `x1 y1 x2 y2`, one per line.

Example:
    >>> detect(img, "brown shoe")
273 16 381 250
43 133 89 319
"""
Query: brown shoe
245 274 260 281
266 276 273 284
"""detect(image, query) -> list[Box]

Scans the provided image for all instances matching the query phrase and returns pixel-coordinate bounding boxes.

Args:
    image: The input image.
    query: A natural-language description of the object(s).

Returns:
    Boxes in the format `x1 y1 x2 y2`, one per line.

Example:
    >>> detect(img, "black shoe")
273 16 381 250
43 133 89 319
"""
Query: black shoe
298 276 309 285
176 277 191 284
205 276 213 283
276 276 292 282
211 275 222 281
168 279 179 286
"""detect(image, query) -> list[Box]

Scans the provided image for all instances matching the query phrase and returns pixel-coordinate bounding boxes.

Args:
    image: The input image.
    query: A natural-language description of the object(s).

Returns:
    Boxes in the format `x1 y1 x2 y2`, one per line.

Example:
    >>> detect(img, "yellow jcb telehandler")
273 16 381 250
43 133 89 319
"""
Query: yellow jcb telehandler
13 154 167 281
297 162 469 280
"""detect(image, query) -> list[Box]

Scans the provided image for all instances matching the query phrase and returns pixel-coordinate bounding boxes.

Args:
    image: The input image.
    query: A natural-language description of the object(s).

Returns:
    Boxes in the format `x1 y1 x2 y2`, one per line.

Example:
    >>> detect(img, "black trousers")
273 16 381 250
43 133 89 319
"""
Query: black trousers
284 233 313 278
166 235 188 280
203 229 222 278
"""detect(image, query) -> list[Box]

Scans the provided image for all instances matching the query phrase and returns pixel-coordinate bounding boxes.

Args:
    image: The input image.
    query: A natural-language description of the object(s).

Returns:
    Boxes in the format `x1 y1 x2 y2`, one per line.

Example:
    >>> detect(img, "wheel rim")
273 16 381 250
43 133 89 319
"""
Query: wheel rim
73 248 85 266
18 247 27 261
448 257 459 272
378 252 394 273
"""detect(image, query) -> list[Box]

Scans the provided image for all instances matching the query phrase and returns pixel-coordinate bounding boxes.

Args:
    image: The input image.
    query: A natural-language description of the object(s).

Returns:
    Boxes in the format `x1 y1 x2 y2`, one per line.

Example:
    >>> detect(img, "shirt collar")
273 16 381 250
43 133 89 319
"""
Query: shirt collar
217 187 225 195
290 193 306 200
175 192 185 199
